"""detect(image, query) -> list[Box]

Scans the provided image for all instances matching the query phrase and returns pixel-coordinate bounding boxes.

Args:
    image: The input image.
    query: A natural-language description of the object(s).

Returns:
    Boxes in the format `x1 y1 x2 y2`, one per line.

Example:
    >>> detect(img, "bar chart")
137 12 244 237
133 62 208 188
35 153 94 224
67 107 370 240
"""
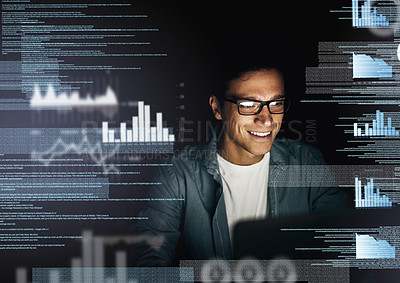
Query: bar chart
352 53 392 78
355 177 392 208
352 0 389 27
353 110 399 137
356 234 395 259
17 230 193 283
102 101 175 143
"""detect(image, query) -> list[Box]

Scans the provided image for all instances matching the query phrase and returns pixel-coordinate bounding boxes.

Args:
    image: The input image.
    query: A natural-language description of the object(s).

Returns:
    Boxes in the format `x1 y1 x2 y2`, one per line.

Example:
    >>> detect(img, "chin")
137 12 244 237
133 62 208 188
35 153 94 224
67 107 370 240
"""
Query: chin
248 145 273 156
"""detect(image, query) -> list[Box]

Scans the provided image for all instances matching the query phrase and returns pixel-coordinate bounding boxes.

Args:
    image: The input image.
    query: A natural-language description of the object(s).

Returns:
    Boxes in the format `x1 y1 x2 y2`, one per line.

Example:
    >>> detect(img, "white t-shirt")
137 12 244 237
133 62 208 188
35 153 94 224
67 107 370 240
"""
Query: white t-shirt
216 153 270 242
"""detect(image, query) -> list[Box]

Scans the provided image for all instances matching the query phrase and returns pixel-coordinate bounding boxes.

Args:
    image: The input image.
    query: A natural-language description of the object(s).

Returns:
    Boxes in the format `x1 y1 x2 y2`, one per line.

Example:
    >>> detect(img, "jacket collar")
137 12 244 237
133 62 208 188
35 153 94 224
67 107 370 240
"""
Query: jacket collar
198 123 222 183
269 137 289 169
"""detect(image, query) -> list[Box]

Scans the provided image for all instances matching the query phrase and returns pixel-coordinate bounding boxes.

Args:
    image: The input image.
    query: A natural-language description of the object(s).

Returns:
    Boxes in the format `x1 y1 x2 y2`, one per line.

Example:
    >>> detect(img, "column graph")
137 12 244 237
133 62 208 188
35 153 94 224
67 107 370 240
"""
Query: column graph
23 230 193 283
353 110 399 137
352 0 389 27
355 177 392 208
102 101 175 143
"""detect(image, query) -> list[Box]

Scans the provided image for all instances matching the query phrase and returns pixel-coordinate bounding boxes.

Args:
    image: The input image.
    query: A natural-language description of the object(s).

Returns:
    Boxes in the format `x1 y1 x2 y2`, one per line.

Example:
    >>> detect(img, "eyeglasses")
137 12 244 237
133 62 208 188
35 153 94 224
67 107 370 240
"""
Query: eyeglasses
224 97 289 115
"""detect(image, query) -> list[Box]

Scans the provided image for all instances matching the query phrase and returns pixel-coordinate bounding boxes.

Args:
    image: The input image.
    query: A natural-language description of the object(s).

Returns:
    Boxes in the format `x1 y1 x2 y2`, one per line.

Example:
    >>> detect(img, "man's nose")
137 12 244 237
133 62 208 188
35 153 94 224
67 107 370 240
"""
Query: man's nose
254 105 273 126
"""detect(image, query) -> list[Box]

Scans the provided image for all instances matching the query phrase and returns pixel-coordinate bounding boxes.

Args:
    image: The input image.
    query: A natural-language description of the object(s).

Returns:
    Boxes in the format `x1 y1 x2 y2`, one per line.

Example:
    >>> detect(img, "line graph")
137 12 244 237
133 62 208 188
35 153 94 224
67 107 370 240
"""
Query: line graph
31 129 121 173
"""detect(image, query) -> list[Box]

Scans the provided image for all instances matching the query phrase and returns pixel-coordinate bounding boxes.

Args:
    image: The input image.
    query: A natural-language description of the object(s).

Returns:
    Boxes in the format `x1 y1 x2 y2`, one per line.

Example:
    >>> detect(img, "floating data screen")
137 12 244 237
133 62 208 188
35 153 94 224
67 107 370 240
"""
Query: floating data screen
0 0 399 282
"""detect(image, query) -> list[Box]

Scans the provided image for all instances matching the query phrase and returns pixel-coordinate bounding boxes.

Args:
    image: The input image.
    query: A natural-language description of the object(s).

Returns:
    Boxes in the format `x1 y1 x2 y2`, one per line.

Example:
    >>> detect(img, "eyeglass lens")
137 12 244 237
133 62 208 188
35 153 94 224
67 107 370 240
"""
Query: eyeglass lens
238 100 285 114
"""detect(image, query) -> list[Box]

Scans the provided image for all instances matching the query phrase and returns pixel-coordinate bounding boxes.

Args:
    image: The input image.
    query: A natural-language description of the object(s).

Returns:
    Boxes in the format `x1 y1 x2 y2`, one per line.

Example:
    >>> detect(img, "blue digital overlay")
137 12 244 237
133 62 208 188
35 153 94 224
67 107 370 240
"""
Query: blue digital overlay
352 0 389 27
353 53 392 78
355 177 393 208
356 234 395 259
353 110 399 137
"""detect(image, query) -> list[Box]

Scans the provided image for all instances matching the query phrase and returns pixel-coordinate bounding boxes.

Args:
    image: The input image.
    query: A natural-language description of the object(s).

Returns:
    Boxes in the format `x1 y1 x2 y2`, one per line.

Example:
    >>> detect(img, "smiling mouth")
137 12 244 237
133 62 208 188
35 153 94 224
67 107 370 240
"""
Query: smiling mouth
248 131 271 137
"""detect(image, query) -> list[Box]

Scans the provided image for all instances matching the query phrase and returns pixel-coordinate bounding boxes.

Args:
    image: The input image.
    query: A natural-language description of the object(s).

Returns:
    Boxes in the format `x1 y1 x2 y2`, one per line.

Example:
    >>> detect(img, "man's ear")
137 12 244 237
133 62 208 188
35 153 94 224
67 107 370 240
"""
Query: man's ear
209 95 222 120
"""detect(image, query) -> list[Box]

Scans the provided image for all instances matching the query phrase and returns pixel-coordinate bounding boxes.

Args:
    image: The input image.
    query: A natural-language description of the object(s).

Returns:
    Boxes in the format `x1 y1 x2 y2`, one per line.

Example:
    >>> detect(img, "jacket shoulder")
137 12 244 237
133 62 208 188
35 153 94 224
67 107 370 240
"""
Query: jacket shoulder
271 137 326 165
156 142 210 181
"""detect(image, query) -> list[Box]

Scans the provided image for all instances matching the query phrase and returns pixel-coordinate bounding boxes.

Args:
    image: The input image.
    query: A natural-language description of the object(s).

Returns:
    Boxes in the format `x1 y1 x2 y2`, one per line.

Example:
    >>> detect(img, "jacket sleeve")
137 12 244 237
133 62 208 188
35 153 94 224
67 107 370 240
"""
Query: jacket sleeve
129 161 184 266
306 146 352 213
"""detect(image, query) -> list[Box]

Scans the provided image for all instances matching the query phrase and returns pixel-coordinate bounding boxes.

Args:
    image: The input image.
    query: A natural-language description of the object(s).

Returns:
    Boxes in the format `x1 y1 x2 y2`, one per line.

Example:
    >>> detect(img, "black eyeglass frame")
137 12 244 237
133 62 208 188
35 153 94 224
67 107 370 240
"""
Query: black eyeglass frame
224 97 289 115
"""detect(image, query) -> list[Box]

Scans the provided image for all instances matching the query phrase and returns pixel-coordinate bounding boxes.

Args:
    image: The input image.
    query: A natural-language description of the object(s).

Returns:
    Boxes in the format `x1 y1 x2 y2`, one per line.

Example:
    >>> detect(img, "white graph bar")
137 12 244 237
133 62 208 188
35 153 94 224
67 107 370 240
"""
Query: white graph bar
102 122 108 143
156 112 163 142
372 120 377 136
94 237 105 283
71 258 83 283
138 101 144 142
127 130 133 142
367 181 371 207
94 237 104 267
108 130 115 143
163 128 169 141
377 111 381 136
116 251 128 283
132 116 138 142
82 230 93 267
16 268 27 283
116 251 127 267
144 105 150 142
82 230 94 283
169 134 175 142
151 127 157 142
121 122 127 143
355 177 359 208
362 4 365 26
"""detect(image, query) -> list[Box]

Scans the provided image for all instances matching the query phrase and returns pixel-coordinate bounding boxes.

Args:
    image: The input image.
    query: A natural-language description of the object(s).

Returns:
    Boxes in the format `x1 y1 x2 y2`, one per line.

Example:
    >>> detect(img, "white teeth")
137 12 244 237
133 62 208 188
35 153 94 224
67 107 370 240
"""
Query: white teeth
249 131 271 137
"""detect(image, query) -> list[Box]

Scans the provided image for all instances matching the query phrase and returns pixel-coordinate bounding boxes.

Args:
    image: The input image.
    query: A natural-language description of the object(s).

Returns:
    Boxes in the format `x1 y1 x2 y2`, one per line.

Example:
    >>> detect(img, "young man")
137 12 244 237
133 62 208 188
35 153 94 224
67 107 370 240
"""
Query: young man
131 66 349 266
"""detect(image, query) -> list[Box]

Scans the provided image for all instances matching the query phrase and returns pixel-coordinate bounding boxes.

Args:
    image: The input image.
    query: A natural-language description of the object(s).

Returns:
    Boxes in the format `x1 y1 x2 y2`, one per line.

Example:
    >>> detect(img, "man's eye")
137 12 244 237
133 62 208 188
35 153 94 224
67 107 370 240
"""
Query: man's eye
239 102 256 108
270 101 284 106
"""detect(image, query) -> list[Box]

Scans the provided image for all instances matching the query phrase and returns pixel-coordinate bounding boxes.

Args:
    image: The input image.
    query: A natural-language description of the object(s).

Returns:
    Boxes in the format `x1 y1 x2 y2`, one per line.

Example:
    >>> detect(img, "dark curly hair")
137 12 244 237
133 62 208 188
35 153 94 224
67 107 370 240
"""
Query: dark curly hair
210 62 286 107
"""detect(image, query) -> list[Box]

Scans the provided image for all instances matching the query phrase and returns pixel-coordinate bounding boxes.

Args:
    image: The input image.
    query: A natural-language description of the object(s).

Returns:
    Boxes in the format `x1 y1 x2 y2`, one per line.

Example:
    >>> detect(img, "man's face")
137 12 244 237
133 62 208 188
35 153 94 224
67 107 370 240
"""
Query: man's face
210 69 285 165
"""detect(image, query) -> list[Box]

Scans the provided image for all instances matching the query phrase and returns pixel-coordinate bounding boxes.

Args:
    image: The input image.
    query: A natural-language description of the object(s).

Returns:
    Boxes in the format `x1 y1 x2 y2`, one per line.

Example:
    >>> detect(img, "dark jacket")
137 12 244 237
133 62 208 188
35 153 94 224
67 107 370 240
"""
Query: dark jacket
131 133 349 266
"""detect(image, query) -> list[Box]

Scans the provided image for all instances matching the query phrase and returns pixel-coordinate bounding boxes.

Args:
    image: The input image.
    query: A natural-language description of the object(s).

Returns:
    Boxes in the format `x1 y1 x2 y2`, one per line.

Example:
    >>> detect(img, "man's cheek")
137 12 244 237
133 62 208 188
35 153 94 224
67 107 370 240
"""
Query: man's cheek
274 120 283 132
223 120 240 142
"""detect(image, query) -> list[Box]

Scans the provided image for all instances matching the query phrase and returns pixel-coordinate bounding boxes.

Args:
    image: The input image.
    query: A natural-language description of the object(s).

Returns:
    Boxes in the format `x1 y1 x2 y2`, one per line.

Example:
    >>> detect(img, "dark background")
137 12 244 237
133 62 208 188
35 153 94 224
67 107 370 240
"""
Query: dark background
1 0 399 282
